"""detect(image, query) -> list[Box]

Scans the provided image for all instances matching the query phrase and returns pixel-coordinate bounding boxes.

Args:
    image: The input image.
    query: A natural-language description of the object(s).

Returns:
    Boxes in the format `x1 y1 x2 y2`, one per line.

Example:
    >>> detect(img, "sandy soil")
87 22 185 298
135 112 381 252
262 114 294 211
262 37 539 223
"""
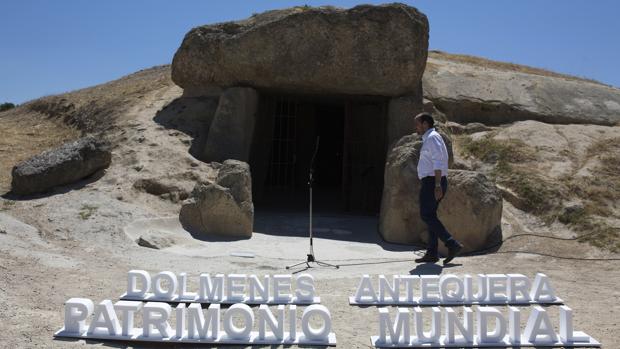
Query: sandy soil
1 199 619 348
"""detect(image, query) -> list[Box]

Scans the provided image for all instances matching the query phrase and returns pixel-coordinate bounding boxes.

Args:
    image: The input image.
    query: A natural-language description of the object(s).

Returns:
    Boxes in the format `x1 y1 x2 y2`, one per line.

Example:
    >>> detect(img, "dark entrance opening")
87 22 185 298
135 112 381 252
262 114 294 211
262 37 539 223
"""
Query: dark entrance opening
251 93 387 215
312 103 345 211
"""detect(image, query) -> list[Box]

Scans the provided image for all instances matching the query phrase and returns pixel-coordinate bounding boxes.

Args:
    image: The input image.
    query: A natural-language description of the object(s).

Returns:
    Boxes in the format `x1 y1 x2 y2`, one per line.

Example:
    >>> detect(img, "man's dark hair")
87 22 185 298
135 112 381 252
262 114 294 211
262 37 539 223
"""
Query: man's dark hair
415 112 434 128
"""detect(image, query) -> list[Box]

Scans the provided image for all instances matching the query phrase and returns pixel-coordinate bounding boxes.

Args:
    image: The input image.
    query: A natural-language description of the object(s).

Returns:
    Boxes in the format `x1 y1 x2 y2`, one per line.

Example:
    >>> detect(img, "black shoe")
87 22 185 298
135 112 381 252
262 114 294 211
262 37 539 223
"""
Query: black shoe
415 253 439 263
443 242 463 265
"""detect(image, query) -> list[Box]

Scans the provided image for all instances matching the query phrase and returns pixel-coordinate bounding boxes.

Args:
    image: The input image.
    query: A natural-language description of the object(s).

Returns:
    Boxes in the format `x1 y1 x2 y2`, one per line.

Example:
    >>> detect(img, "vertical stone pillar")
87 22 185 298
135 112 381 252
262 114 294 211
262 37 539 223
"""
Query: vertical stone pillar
387 88 424 149
203 87 258 163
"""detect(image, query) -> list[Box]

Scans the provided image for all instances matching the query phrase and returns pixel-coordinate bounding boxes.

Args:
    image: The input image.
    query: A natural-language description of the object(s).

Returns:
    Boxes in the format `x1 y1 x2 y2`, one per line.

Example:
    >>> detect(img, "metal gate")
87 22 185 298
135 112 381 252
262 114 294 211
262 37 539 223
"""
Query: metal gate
265 96 298 191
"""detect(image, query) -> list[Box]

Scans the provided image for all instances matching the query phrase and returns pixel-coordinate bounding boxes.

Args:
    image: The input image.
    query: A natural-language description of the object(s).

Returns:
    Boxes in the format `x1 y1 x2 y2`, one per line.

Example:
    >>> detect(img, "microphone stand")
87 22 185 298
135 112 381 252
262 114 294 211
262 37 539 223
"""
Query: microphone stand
286 136 339 271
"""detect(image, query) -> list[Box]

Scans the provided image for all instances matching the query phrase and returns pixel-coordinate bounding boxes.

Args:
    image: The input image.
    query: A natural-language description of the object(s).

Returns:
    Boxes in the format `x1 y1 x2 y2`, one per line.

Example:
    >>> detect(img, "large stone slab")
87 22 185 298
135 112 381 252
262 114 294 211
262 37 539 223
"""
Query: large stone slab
172 4 429 96
203 87 258 163
379 135 502 255
424 53 620 126
11 136 111 195
387 94 422 148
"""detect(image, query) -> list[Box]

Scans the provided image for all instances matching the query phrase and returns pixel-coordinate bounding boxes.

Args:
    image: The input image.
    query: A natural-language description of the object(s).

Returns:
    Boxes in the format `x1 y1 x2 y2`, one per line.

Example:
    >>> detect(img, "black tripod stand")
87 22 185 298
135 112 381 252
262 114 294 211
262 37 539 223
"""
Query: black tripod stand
286 137 339 270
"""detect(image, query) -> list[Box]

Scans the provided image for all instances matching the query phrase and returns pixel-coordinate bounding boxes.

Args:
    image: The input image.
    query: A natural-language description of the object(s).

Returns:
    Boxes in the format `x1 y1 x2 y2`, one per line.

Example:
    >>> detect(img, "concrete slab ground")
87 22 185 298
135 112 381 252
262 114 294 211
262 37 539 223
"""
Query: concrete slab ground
124 211 419 273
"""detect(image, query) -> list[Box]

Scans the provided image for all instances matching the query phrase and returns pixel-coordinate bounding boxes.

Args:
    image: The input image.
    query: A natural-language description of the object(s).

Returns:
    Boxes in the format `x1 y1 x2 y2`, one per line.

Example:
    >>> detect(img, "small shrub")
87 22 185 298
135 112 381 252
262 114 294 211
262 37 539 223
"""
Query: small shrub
0 102 16 112
78 204 98 220
460 134 555 212
558 206 588 225
564 214 620 253
460 134 535 164
0 200 16 211
499 167 563 214
570 139 620 209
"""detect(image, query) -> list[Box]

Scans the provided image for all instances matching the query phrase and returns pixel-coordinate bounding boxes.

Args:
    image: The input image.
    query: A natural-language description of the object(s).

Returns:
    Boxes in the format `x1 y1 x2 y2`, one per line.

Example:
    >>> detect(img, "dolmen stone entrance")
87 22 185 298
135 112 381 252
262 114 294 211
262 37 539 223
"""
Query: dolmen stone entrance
170 3 502 251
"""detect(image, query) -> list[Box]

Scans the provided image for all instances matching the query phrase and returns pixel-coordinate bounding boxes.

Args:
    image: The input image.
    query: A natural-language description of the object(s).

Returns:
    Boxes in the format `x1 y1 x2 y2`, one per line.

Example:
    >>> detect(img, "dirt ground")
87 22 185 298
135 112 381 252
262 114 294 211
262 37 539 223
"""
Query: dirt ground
1 197 619 348
1 68 618 348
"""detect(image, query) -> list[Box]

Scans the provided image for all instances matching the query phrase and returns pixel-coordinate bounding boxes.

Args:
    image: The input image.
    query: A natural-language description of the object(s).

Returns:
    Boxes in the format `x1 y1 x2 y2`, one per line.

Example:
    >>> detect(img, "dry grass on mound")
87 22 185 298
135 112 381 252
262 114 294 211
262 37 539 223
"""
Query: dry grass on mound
0 65 173 194
560 139 620 251
24 65 172 132
457 133 620 252
458 134 563 213
429 50 607 86
0 110 81 194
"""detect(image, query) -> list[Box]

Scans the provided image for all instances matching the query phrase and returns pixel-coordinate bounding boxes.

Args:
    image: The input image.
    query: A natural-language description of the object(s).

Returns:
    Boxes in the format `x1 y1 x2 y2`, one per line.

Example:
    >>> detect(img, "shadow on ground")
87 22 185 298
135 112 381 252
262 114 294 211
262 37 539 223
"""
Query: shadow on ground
408 262 463 275
254 209 420 253
56 337 285 349
1 169 106 200
152 96 219 162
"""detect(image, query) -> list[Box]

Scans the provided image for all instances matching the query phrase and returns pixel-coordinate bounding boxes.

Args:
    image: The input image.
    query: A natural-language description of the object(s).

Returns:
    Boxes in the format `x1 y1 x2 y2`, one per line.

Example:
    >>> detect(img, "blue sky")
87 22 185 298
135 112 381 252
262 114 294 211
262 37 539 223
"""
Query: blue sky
2 0 619 104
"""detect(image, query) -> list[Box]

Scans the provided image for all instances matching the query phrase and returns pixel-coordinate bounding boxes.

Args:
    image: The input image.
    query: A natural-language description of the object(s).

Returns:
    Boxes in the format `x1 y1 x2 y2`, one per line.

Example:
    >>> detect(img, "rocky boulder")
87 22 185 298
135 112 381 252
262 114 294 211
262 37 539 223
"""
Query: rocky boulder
137 230 177 250
11 136 111 195
423 52 620 126
180 160 253 238
445 121 493 135
172 4 429 96
215 160 253 203
379 135 502 255
133 177 191 203
435 171 504 253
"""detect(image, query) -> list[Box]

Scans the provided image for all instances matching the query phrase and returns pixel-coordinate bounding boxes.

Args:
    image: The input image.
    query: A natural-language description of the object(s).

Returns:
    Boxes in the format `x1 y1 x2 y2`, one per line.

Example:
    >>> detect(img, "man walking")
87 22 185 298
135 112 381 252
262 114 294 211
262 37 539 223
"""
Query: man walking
413 112 463 264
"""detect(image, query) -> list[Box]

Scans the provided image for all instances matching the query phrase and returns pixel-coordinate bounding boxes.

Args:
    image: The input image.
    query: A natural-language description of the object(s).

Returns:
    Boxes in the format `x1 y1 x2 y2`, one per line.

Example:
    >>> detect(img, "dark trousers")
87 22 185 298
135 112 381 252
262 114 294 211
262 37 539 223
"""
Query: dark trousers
419 176 456 256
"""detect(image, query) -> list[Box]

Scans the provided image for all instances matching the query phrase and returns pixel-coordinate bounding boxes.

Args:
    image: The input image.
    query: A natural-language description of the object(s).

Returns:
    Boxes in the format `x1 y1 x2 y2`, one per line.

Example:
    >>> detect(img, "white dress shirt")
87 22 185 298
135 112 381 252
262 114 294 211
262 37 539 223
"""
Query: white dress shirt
417 127 449 179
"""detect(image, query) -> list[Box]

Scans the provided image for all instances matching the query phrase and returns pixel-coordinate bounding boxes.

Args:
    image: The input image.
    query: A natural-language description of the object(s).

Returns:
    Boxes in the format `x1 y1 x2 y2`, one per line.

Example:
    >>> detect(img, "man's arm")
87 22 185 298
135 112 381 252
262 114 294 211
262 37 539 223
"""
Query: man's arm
434 169 443 201
429 135 448 171
430 135 446 201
